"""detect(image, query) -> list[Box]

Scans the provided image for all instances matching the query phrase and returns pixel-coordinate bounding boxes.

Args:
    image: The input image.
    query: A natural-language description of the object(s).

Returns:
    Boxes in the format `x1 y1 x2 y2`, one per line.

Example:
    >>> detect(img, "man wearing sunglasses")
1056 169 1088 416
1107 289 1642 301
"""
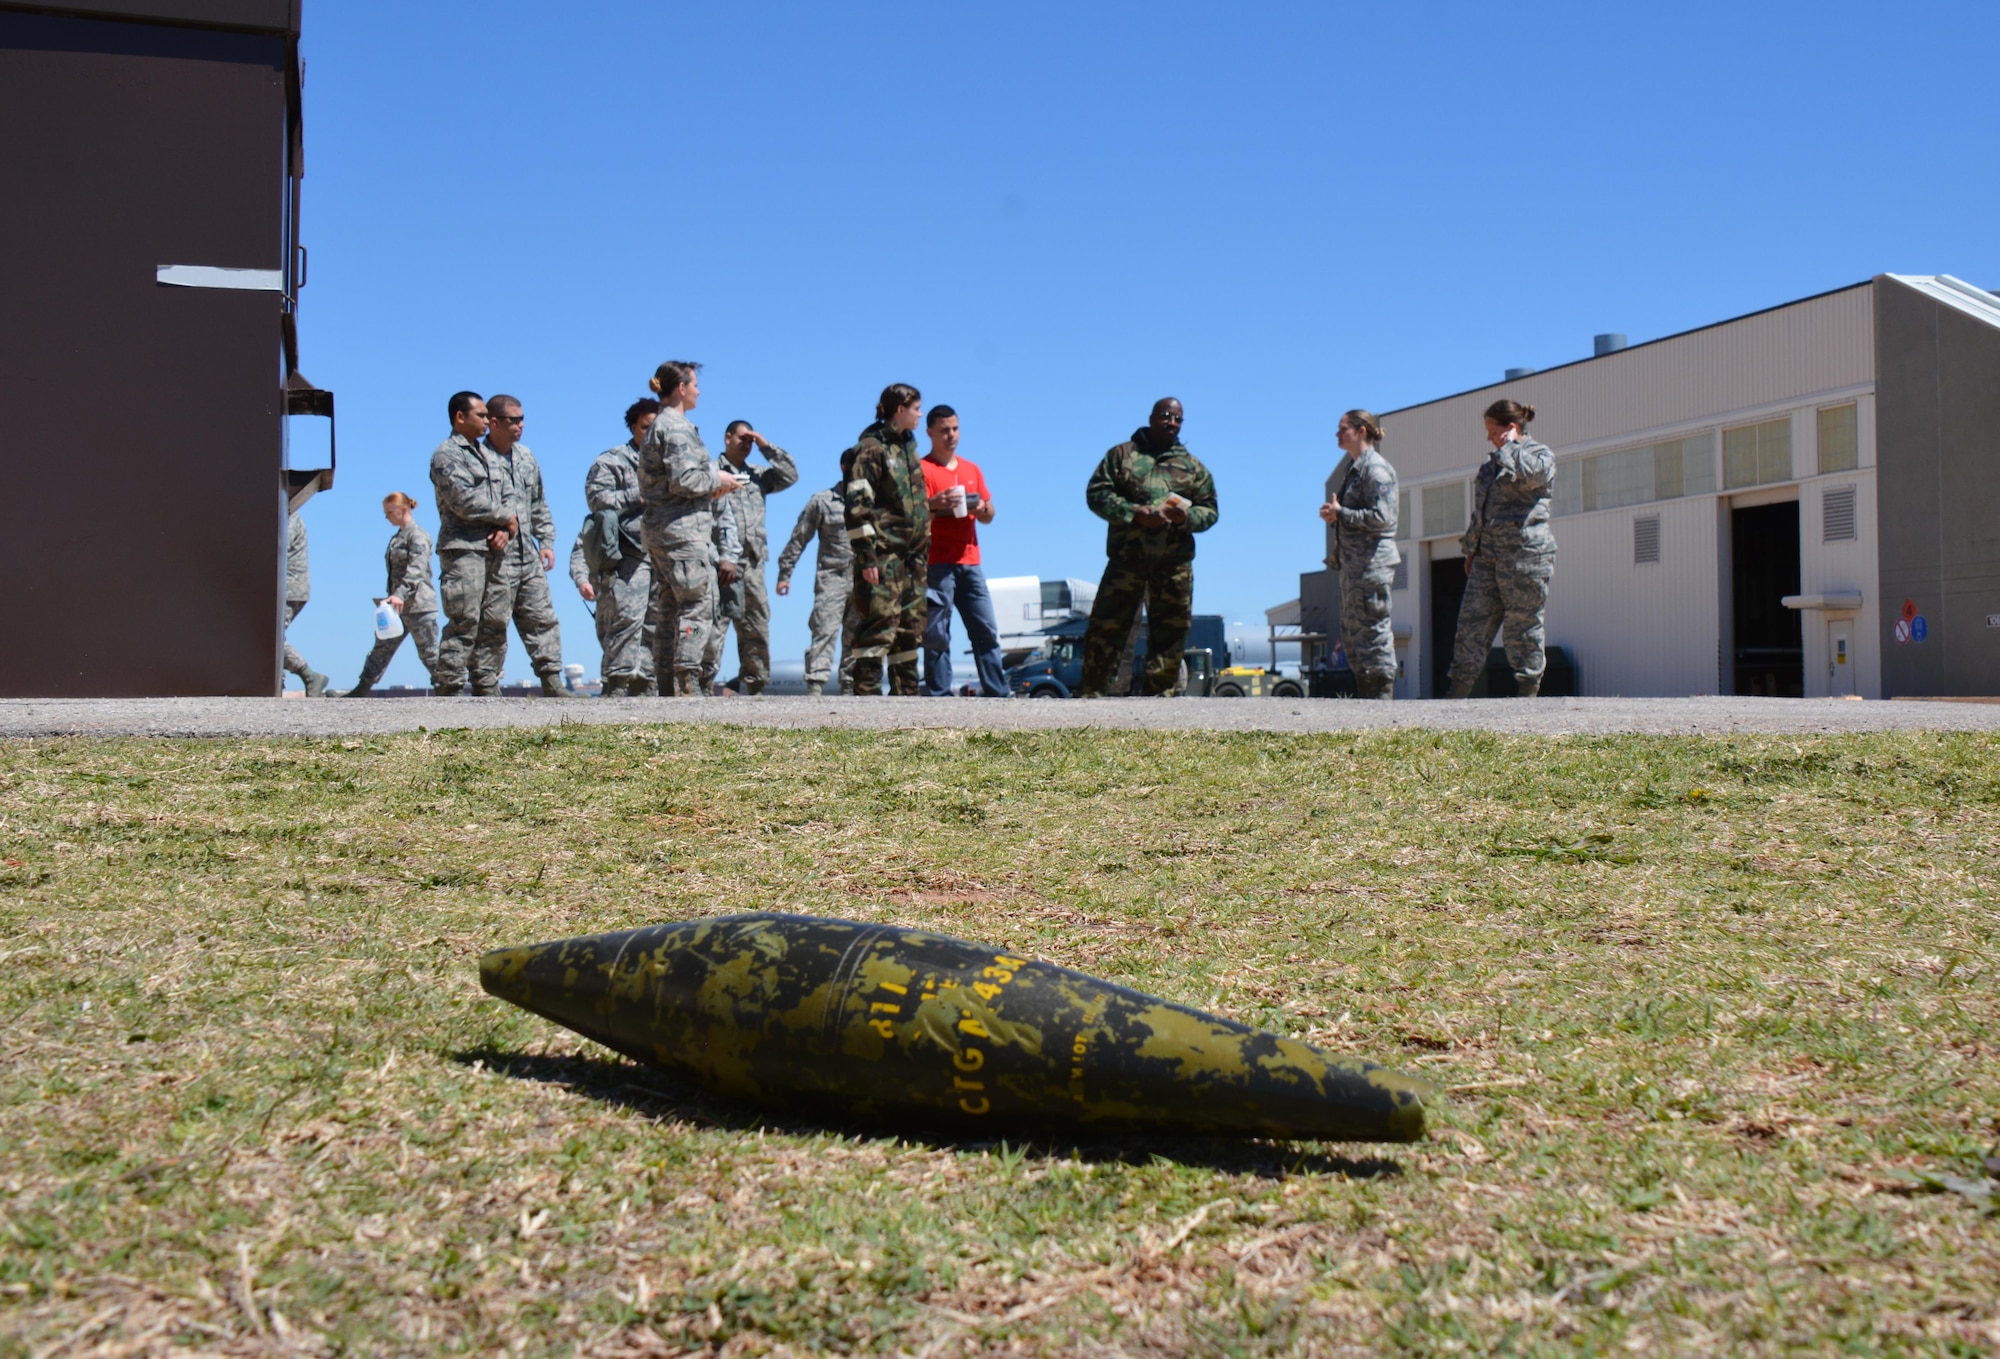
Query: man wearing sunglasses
472 394 569 696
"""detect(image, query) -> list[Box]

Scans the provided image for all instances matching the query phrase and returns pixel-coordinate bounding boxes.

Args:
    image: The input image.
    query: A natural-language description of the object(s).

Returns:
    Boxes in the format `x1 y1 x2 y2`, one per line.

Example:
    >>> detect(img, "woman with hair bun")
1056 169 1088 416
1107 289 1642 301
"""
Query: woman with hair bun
1318 409 1400 699
1446 398 1557 698
637 360 746 696
343 491 439 696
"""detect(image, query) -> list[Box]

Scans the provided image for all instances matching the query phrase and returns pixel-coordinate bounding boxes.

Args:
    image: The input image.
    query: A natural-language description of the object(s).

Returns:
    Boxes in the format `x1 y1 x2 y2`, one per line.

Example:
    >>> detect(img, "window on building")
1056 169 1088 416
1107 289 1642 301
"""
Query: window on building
1421 481 1465 539
1392 559 1408 590
1394 489 1411 540
1823 484 1857 542
1723 417 1793 489
1633 515 1661 564
1818 403 1858 474
1553 433 1716 516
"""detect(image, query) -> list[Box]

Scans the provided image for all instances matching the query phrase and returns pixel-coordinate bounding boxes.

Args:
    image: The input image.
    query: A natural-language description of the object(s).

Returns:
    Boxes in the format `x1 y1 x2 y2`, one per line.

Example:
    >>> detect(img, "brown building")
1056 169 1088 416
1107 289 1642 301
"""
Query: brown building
0 0 329 697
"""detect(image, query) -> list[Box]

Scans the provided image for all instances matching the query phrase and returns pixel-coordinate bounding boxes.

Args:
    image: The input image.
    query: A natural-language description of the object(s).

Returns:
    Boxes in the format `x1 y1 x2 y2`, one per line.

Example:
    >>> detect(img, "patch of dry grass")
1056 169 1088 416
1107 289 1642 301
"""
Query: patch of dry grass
1 725 1996 1356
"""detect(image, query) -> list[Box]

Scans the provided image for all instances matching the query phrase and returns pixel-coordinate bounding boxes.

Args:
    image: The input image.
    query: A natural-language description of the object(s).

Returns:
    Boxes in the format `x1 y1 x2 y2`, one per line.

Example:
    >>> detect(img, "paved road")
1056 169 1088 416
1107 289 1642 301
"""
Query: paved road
1 695 1995 739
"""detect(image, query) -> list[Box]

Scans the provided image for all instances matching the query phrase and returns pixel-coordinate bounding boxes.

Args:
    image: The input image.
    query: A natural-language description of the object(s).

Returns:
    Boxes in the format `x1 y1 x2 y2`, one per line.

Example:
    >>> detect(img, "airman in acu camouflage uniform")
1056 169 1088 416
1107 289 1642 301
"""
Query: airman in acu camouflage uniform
582 400 662 695
474 396 568 696
348 492 438 696
1447 398 1557 698
843 385 931 696
697 463 744 695
701 422 792 692
775 477 854 697
281 509 329 696
637 361 743 697
1078 398 1219 696
1322 410 1401 700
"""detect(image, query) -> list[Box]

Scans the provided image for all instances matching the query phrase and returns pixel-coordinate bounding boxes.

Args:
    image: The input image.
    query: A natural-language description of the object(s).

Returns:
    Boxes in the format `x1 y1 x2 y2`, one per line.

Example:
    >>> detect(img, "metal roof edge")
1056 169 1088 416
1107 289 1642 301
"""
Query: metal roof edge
1379 279 1875 419
1882 273 2000 330
0 0 297 35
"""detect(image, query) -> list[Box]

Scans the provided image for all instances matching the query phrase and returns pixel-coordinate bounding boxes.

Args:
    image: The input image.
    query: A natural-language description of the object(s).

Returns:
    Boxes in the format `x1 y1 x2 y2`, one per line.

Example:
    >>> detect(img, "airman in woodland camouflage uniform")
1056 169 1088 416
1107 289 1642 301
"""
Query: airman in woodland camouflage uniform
699 420 797 694
580 399 662 695
1078 398 1219 696
776 474 854 697
638 361 745 697
1321 410 1400 699
282 509 329 696
348 492 438 696
844 384 931 695
1447 398 1557 698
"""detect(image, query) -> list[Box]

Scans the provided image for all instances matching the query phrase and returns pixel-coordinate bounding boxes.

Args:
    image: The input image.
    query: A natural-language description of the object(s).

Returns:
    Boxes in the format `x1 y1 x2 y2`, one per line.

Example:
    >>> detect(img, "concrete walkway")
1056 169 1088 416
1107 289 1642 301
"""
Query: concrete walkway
1 695 1996 739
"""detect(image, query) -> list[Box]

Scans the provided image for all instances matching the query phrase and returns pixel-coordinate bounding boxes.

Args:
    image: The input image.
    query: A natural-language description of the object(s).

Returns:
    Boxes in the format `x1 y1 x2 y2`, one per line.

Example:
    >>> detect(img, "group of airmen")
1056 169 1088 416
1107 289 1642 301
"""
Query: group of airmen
277 361 1558 703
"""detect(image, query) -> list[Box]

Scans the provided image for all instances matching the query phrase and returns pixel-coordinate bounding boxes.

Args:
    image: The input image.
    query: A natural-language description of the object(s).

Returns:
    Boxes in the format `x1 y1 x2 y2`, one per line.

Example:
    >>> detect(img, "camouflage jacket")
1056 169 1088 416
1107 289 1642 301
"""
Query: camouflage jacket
481 440 556 558
638 409 726 562
1462 437 1556 559
384 520 438 613
567 525 592 594
844 420 930 570
1331 446 1401 573
711 460 743 565
430 433 549 556
1085 429 1219 562
585 439 646 531
285 511 310 603
775 486 851 582
716 444 799 565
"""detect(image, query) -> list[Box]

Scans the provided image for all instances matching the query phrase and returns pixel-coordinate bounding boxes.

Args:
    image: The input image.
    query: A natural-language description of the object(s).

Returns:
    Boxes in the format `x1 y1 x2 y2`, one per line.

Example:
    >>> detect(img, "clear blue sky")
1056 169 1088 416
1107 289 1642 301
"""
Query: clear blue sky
284 0 2000 688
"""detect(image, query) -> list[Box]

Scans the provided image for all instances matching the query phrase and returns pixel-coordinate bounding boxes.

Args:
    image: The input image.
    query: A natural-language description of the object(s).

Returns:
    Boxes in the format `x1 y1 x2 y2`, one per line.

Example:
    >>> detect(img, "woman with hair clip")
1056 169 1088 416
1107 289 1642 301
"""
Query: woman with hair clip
1446 398 1557 698
343 492 439 696
843 383 930 695
1318 410 1400 699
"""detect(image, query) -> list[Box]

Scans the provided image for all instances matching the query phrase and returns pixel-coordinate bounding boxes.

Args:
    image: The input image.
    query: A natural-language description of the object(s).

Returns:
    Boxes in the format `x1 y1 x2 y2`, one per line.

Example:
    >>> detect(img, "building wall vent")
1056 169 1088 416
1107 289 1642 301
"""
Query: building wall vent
1392 560 1409 591
1504 366 1536 380
1594 332 1628 356
1633 515 1661 564
1823 485 1857 542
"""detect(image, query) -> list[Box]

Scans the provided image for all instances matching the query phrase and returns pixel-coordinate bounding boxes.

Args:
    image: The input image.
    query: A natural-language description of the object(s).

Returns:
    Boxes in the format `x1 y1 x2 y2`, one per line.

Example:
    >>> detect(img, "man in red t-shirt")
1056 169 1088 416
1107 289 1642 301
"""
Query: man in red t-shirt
920 405 1007 695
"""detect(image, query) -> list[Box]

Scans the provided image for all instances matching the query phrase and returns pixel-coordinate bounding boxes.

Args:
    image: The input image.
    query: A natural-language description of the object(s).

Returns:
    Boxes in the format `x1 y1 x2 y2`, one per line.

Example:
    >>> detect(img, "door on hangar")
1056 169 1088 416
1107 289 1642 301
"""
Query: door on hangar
1428 555 1469 698
1730 501 1803 696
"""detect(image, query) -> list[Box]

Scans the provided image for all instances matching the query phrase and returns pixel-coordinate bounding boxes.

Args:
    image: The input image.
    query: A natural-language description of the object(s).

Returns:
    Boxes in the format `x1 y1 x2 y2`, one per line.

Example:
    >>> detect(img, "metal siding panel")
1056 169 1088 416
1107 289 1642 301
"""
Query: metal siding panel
1382 285 1876 485
1544 499 1720 696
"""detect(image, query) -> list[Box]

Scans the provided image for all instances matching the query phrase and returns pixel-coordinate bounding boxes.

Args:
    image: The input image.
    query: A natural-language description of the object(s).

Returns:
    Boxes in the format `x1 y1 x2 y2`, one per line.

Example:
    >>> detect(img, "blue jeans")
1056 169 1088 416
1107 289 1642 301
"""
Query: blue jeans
923 563 1008 696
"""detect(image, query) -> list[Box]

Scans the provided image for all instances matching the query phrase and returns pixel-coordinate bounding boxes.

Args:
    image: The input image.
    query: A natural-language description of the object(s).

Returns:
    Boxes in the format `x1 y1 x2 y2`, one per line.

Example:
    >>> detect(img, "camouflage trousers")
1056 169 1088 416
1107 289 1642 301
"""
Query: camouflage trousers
595 554 655 683
646 547 718 696
703 560 773 693
354 610 439 692
438 546 564 693
281 600 314 678
804 566 853 689
1079 555 1194 697
1447 551 1554 696
1338 560 1397 687
850 554 924 695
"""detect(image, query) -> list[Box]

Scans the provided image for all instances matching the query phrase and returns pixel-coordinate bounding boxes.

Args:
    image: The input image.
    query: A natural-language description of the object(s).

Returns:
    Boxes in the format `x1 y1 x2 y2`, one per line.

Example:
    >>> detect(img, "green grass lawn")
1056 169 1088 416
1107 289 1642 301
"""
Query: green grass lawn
2 725 1996 1357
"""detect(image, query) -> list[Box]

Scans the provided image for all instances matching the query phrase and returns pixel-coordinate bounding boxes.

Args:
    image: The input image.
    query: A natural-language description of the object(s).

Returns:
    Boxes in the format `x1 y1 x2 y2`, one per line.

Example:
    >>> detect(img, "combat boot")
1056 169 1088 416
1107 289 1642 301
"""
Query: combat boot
1443 675 1476 700
432 682 463 697
626 675 658 697
303 669 330 698
539 672 578 698
805 681 825 697
1516 675 1542 699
